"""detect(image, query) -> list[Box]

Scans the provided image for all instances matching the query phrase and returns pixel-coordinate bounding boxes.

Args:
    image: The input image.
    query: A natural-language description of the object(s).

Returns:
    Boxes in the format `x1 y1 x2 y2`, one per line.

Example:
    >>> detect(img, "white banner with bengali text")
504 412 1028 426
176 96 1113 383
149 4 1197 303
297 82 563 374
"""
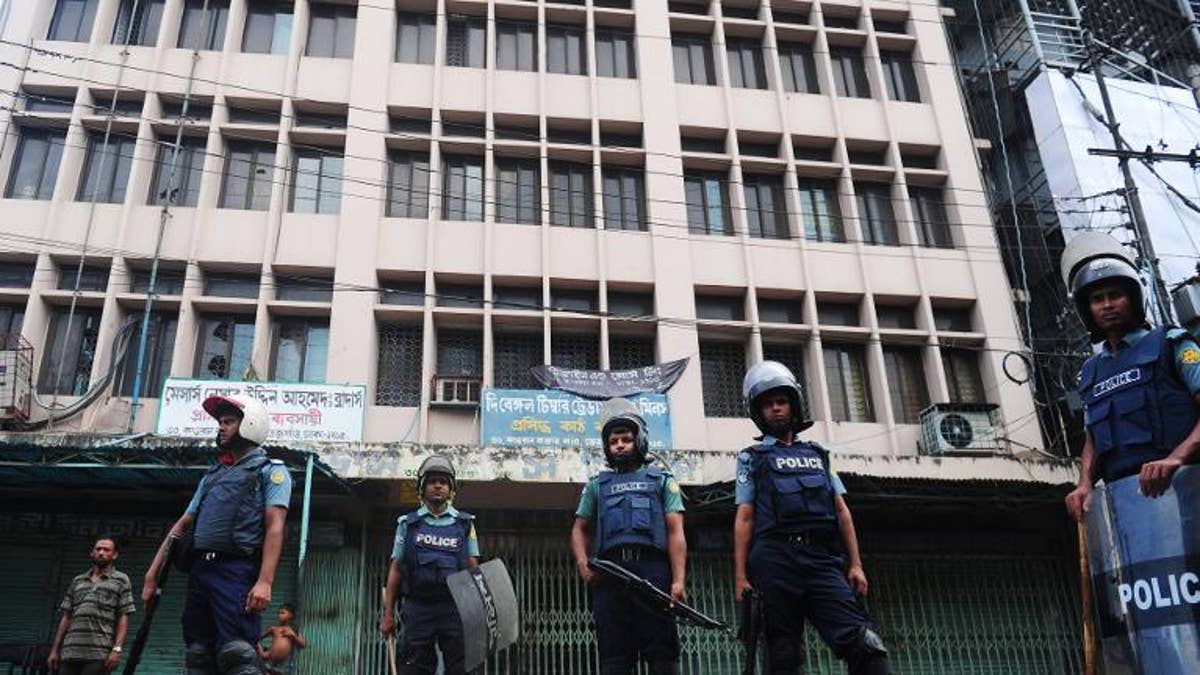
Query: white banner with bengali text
156 378 366 443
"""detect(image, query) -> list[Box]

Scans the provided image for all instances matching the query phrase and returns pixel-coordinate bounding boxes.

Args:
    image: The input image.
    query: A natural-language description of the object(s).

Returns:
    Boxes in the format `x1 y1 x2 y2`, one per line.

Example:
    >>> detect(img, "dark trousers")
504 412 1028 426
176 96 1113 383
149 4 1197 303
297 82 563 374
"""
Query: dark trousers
59 660 106 675
590 557 680 675
182 556 262 649
749 538 875 673
400 595 466 675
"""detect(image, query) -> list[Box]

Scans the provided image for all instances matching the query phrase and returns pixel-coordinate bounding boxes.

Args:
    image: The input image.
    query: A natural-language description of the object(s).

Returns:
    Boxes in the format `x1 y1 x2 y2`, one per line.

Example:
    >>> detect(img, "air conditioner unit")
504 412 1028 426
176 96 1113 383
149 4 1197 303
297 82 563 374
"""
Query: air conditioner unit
0 334 33 426
431 375 481 407
919 403 1003 456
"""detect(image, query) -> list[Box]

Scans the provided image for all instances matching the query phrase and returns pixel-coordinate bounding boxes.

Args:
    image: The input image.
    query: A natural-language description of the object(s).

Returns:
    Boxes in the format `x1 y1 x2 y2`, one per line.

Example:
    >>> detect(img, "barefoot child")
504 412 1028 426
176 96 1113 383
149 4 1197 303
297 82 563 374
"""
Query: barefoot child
258 603 306 674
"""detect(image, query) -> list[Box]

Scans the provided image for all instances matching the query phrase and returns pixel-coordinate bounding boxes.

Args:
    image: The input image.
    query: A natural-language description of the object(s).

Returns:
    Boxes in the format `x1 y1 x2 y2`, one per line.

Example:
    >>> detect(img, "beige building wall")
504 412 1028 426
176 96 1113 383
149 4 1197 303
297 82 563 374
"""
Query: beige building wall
0 0 1063 486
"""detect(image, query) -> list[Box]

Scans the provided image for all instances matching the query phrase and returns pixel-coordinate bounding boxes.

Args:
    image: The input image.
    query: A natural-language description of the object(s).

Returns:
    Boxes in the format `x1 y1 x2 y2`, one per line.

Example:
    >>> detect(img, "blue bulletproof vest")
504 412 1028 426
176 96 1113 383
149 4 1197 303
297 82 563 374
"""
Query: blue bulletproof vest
594 469 668 554
192 452 274 555
401 511 472 598
751 441 837 538
1079 327 1199 483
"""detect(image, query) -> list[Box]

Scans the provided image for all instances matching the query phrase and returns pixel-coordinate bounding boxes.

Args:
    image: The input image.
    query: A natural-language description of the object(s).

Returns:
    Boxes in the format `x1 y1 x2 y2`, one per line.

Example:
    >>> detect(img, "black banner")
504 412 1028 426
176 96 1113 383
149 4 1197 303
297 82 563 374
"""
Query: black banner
530 358 690 399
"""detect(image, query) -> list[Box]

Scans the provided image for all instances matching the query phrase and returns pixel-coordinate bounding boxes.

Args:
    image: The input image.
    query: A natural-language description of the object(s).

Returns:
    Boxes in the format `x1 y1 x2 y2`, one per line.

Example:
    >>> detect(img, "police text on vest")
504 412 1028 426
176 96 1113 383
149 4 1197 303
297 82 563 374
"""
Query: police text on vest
1093 368 1142 397
416 533 459 548
774 456 824 471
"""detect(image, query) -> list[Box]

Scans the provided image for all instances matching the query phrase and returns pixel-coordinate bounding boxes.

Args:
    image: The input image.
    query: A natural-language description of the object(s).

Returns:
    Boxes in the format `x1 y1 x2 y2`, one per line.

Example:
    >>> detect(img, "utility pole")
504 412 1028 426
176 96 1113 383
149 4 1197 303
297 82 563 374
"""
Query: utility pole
1084 32 1174 325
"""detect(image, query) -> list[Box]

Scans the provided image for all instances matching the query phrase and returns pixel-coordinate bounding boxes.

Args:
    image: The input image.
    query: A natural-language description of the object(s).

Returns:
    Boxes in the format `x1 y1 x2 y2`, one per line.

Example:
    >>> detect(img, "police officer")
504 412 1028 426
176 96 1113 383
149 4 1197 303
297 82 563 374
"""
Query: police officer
734 362 890 675
142 395 293 675
1063 243 1200 520
380 455 479 675
570 399 687 675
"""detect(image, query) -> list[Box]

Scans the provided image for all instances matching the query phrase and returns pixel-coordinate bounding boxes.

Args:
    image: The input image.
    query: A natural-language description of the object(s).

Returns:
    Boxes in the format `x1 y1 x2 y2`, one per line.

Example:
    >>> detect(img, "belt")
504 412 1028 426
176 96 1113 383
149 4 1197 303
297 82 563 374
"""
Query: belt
774 530 838 547
602 546 665 562
193 550 256 562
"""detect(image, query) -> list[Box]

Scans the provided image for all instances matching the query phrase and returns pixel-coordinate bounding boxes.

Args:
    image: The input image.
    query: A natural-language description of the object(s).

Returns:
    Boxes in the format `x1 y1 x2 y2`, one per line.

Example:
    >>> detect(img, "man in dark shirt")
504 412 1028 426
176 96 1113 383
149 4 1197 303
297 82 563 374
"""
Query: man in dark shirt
48 536 135 675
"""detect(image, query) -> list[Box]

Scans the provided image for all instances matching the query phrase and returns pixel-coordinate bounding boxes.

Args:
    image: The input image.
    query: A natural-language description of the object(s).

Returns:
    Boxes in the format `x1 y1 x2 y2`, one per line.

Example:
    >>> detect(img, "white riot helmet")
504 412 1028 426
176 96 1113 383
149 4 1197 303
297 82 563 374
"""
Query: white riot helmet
1060 232 1146 340
742 361 812 435
599 398 650 466
418 455 457 493
202 394 270 446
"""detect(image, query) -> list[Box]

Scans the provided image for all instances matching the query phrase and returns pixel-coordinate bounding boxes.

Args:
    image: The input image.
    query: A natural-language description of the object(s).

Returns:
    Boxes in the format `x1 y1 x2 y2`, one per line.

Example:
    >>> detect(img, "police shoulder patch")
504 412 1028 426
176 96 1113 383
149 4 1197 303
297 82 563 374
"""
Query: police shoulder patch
1182 348 1200 365
270 469 287 485
667 479 680 494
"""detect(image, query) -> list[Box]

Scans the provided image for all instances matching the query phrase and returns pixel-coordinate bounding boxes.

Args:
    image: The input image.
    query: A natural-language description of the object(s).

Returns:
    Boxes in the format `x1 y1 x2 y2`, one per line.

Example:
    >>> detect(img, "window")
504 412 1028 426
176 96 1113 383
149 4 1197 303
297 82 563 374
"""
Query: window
758 298 803 324
744 175 788 239
933 307 973 332
549 162 592 228
48 0 98 42
847 148 886 166
437 283 484 308
726 38 766 89
824 343 873 422
609 334 655 370
910 188 953 249
205 271 259 298
242 0 293 54
113 0 165 46
441 155 484 221
130 267 185 294
602 168 646 231
437 329 482 377
596 28 636 78
196 316 254 378
883 346 928 423
547 24 586 75
39 307 102 395
817 301 858 326
496 159 540 225
442 118 485 138
227 105 280 125
178 0 229 50
695 294 744 321
855 183 898 245
764 341 807 416
276 275 333 302
881 51 920 102
547 127 591 145
493 285 540 310
739 140 777 158
779 43 819 93
272 318 329 382
395 12 435 64
149 137 206 207
551 288 598 313
387 151 430 218
823 15 858 29
873 18 907 34
942 348 985 403
290 150 343 214
0 262 35 288
608 291 653 318
380 280 425 306
876 305 916 329
293 111 346 130
493 332 541 388
797 179 843 242
700 339 745 417
377 323 423 405
685 171 732 235
446 17 487 68
77 134 135 203
25 92 75 113
57 264 109 291
552 333 599 370
681 135 724 153
672 34 715 85
496 22 536 71
600 130 642 148
830 47 870 98
6 129 65 200
220 141 276 211
114 313 177 397
391 112 432 134
306 3 356 58
0 304 24 340
161 99 213 121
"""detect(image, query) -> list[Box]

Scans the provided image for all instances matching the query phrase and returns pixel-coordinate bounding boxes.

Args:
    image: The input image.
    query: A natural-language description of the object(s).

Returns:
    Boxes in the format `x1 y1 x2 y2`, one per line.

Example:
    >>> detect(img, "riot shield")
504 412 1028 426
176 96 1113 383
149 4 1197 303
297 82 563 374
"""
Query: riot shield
446 559 520 672
1084 465 1200 674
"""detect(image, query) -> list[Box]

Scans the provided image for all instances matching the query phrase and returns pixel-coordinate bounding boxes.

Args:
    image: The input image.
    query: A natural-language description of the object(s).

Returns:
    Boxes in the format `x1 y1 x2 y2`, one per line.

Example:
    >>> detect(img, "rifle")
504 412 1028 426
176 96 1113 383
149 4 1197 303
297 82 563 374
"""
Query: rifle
122 536 177 675
587 558 728 631
738 588 765 675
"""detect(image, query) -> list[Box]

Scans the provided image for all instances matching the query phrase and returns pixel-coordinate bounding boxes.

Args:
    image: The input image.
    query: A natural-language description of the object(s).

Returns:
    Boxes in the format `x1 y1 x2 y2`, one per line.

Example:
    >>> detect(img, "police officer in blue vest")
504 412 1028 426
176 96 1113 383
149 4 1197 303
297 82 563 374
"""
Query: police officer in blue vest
142 395 293 675
380 455 479 675
570 399 687 675
734 362 891 675
1062 245 1200 521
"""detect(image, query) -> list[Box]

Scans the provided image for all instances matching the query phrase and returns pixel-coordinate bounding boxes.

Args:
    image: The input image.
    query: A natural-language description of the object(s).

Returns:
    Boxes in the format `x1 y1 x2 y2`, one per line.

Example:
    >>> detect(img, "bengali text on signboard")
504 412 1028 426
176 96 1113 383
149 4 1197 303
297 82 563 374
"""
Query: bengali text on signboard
481 389 672 449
